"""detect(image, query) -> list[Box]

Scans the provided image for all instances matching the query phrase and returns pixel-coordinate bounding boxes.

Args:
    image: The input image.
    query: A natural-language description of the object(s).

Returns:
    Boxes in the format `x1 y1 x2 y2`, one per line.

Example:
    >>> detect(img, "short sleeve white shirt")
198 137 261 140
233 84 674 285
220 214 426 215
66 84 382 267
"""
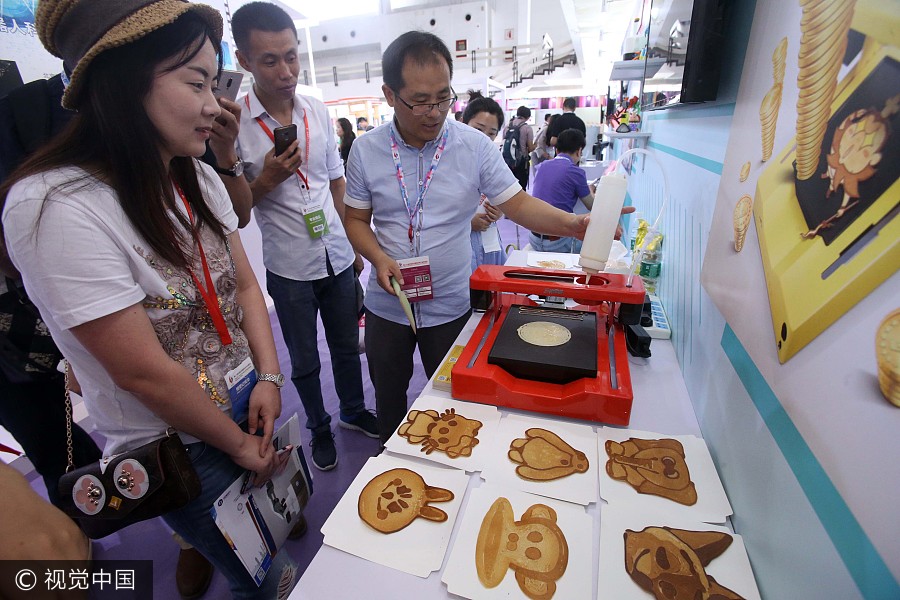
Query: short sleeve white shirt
236 91 355 280
2 162 247 454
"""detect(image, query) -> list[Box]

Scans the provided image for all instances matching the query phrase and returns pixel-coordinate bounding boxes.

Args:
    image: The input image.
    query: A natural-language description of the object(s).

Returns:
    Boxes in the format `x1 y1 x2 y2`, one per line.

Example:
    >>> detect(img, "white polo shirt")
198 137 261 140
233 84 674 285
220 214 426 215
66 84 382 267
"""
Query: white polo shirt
3 162 246 454
236 90 355 281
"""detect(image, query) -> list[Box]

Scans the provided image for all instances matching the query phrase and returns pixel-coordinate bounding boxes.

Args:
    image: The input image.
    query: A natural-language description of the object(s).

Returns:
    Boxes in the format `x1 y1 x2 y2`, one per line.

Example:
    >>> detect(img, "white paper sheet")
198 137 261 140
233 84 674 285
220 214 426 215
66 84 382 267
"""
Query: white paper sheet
525 244 628 272
598 427 733 523
481 223 502 253
597 506 761 600
384 395 502 472
320 453 470 578
442 484 593 600
480 414 599 506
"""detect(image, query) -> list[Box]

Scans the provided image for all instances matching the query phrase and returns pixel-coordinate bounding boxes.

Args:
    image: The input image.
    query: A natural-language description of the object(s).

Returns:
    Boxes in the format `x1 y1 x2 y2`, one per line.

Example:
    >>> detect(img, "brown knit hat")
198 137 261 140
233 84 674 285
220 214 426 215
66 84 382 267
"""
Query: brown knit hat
36 0 223 109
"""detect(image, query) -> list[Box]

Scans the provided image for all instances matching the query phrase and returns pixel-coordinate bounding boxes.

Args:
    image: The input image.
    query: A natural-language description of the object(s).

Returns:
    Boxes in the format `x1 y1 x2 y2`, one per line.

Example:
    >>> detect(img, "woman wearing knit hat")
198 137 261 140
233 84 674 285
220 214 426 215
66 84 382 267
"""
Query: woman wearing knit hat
1 1 296 597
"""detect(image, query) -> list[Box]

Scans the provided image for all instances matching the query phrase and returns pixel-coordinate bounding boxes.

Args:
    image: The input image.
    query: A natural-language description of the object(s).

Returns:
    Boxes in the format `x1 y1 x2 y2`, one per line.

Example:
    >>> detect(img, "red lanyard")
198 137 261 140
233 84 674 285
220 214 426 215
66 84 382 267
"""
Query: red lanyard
173 180 233 346
245 95 310 188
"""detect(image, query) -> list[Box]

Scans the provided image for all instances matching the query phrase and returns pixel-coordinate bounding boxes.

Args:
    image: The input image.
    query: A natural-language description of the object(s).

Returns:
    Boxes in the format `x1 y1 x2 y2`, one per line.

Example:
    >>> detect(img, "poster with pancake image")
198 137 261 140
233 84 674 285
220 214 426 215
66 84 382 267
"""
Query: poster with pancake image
442 484 593 600
479 413 599 506
699 0 900 587
598 428 733 524
597 506 761 600
384 394 502 472
319 453 469 577
702 0 900 366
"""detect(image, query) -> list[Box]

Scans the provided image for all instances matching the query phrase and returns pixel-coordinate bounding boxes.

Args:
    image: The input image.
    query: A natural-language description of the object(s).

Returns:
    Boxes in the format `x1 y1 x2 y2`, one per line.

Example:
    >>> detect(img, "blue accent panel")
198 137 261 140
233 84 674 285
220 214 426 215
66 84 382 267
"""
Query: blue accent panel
623 192 634 235
645 103 737 120
721 326 900 600
647 141 724 175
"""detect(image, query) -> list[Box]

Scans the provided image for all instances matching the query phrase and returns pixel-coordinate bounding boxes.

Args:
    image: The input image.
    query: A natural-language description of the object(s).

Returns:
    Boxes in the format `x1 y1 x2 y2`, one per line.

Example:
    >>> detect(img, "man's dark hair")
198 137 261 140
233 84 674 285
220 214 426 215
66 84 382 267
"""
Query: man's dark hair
544 113 552 122
516 106 531 119
382 31 453 92
563 97 577 111
556 128 586 154
356 116 368 127
231 2 298 53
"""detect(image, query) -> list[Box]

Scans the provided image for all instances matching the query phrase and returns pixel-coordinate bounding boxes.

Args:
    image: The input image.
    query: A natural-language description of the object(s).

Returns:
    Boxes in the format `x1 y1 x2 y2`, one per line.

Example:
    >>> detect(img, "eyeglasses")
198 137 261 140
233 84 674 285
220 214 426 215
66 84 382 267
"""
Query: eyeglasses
393 88 457 116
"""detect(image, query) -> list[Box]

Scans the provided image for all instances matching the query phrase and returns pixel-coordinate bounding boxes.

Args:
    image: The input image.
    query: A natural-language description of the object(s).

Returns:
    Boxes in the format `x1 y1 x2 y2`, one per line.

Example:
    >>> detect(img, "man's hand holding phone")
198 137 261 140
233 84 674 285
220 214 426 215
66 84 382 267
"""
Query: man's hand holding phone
273 124 297 157
257 136 302 192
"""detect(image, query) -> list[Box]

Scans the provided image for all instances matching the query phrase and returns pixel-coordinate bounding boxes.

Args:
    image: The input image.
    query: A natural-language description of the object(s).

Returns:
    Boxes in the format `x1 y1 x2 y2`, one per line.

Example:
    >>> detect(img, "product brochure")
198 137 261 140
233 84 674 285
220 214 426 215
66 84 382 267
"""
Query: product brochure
211 414 312 586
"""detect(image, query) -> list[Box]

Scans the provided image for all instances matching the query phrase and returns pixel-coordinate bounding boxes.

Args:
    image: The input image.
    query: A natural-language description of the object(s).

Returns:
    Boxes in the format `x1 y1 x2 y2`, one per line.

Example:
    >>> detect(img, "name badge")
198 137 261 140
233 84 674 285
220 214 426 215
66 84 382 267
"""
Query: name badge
302 204 329 239
397 256 433 302
225 356 257 422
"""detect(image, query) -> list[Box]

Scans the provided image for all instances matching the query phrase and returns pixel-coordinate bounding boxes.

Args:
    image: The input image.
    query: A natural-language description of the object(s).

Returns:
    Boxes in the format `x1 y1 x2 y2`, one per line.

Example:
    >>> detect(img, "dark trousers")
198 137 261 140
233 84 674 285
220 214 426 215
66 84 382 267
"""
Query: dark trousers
267 266 366 435
512 159 530 191
365 311 470 444
0 371 102 507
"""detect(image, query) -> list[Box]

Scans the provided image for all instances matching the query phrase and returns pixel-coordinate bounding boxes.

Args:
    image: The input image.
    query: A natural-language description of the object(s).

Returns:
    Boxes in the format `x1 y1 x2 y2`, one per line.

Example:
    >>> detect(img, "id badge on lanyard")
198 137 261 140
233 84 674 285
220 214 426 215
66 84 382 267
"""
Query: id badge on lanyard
225 356 256 422
397 256 434 302
302 203 329 239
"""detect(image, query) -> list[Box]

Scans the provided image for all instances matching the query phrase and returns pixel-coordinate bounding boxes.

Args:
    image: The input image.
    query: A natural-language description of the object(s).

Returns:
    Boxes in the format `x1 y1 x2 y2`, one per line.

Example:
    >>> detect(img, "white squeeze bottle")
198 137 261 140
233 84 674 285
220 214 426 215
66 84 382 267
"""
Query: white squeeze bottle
579 173 628 283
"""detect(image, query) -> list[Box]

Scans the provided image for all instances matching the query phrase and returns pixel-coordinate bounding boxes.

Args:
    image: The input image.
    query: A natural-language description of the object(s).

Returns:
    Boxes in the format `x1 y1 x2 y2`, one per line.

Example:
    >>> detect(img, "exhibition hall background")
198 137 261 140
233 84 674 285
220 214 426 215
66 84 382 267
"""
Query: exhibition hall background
2 1 897 598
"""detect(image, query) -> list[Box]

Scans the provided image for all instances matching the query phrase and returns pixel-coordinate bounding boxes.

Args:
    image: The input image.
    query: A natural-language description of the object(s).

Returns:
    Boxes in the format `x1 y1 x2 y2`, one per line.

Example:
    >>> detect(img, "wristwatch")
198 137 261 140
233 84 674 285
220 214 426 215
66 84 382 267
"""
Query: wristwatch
256 372 285 388
215 157 244 177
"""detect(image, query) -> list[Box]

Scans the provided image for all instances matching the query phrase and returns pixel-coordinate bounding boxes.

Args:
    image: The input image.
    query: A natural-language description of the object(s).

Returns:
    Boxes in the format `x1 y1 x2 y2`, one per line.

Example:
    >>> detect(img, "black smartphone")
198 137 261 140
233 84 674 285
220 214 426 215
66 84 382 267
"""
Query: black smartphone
273 124 297 156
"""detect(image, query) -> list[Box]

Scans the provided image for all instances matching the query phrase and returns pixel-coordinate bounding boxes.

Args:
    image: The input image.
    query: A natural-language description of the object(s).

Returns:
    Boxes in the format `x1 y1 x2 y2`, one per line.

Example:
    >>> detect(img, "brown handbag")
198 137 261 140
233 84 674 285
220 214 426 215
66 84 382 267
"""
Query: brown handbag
57 364 202 539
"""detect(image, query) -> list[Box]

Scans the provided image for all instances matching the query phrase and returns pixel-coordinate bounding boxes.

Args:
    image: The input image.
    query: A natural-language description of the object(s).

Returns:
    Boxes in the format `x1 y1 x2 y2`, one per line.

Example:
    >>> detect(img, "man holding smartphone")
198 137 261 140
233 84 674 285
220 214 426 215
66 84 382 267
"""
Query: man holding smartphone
232 2 377 472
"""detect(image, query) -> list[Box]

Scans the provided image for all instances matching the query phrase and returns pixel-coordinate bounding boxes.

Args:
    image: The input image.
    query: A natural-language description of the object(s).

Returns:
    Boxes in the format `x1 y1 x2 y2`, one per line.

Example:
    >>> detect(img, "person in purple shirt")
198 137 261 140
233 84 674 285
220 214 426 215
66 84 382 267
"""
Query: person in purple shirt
529 128 597 253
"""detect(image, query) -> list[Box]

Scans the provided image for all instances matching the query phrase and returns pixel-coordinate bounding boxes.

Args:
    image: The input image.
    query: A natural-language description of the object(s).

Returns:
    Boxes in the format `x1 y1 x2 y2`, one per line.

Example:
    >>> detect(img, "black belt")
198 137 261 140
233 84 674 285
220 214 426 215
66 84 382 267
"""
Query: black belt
531 231 561 241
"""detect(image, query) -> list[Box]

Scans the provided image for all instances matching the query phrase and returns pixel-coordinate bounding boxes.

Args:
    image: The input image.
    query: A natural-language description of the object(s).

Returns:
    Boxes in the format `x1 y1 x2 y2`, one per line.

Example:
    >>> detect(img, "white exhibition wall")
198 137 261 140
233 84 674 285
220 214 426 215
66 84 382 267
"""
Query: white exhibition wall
287 0 572 102
625 0 900 598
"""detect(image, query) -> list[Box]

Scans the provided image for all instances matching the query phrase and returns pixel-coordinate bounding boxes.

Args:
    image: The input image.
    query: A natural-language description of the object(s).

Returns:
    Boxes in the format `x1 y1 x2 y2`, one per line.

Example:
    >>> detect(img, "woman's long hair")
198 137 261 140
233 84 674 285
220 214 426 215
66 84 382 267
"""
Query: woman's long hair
337 117 355 142
0 13 225 269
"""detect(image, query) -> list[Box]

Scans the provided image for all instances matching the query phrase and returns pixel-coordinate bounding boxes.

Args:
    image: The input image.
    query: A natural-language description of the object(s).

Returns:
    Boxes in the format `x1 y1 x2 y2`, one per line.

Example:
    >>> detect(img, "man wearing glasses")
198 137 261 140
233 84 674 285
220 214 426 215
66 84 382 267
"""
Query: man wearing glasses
344 31 595 444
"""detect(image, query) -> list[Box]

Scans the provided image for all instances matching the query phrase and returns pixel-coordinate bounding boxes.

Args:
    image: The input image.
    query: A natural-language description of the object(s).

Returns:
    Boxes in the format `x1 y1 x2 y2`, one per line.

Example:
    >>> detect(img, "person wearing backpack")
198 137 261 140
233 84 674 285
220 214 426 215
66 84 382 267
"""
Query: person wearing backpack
501 106 535 191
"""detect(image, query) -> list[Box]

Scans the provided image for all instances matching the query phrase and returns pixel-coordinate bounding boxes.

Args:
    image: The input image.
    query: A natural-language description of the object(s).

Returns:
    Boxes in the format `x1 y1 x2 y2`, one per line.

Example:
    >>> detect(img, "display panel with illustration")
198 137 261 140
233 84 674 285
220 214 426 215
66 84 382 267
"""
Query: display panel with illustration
730 1 900 364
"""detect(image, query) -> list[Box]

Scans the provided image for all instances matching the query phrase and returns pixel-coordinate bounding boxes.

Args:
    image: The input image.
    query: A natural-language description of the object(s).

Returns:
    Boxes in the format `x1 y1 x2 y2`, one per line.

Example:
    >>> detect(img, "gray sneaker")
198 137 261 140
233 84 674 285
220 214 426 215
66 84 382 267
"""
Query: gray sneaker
310 431 337 471
339 410 379 439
